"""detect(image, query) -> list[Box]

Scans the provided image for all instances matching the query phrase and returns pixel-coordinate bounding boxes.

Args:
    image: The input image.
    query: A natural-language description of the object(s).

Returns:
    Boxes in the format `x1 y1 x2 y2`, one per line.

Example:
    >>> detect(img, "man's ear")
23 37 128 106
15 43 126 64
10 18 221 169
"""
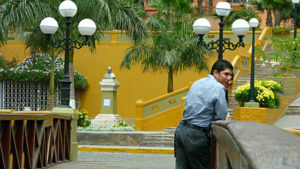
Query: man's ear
213 70 219 77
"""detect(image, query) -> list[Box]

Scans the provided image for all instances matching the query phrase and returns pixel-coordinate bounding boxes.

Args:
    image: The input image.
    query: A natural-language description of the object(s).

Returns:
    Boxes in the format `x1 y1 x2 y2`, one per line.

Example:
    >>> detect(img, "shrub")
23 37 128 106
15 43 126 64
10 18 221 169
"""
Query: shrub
273 72 296 78
77 109 91 127
0 54 88 89
74 70 88 89
112 120 128 127
272 27 291 34
234 80 282 108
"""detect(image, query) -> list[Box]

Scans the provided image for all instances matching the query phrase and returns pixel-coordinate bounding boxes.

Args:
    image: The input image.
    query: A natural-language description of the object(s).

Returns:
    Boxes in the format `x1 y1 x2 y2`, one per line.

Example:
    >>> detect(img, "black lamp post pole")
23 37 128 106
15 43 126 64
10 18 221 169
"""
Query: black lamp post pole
249 27 256 102
60 17 72 107
294 3 298 39
218 16 225 61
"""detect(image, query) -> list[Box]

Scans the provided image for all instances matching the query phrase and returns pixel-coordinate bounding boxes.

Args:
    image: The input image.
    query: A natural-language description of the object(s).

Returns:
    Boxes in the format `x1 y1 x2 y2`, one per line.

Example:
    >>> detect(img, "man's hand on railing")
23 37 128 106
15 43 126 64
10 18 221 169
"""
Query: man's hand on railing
226 114 230 120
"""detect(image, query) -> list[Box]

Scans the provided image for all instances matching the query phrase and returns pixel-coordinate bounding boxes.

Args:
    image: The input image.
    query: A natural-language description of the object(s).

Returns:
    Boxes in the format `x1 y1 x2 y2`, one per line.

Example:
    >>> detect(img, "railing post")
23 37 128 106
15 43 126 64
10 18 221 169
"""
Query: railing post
135 100 144 131
52 107 78 161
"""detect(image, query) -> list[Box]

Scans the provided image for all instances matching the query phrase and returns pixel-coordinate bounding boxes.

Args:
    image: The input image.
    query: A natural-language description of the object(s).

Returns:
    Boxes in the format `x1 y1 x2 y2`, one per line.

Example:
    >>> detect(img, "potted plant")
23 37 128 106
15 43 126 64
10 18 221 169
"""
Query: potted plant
234 80 282 108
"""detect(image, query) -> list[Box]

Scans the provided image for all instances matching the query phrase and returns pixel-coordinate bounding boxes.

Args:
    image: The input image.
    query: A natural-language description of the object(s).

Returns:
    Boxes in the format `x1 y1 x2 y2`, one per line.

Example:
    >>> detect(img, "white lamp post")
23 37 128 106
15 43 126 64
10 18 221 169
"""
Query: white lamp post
193 2 250 60
40 0 96 107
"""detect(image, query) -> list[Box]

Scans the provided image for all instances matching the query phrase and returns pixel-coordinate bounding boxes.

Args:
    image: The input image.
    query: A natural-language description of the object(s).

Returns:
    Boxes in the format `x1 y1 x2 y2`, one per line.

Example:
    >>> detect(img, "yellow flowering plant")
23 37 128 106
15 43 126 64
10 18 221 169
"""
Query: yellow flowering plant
77 109 91 127
112 120 128 127
234 80 282 108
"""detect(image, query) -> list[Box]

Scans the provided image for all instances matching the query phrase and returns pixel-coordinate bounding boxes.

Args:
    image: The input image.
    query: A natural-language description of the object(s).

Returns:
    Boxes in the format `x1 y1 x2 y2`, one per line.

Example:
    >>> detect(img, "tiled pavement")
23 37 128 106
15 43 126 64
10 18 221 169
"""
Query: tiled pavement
49 151 175 169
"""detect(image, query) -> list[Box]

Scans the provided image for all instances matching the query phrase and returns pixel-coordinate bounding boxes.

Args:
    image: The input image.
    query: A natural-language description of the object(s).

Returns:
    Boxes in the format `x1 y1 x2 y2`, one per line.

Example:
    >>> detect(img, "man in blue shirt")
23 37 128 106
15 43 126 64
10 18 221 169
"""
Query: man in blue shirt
175 60 233 169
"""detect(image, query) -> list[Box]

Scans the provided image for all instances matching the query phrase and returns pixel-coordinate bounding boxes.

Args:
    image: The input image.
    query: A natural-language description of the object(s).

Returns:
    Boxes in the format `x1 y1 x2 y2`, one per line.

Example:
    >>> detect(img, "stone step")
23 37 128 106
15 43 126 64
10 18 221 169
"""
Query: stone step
77 131 174 147
140 135 174 147
164 127 176 134
285 106 300 115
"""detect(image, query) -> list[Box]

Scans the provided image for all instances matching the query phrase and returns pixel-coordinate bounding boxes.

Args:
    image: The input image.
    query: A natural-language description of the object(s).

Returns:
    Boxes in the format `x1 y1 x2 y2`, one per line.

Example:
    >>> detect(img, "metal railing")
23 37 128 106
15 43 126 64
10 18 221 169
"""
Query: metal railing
0 81 61 111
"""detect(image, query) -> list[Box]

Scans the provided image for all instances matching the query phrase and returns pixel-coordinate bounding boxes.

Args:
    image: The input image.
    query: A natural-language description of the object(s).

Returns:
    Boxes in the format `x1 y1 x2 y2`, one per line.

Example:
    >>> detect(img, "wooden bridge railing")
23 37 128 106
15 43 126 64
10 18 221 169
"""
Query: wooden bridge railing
0 113 72 169
211 121 300 169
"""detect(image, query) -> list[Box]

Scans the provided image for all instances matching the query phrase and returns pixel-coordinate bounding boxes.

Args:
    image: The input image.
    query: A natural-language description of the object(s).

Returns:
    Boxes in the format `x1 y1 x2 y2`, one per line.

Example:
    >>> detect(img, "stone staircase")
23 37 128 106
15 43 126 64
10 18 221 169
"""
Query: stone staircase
284 94 300 115
140 133 174 147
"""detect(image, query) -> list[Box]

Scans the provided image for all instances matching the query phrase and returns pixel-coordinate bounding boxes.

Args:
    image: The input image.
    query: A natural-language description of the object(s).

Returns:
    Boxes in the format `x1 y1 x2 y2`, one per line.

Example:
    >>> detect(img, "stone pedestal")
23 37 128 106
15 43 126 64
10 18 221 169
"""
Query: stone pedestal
90 114 122 127
91 79 122 127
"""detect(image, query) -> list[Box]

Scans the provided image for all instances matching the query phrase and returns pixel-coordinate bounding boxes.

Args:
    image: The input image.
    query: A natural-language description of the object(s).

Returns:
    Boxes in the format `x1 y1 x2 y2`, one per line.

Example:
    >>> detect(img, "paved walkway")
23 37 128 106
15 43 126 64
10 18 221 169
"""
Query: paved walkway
49 151 175 169
275 95 300 129
290 95 300 106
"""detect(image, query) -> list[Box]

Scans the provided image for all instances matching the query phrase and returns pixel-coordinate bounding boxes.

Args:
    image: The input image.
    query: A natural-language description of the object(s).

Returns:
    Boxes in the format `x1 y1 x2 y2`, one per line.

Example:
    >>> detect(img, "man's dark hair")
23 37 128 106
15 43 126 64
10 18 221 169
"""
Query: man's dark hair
210 60 233 75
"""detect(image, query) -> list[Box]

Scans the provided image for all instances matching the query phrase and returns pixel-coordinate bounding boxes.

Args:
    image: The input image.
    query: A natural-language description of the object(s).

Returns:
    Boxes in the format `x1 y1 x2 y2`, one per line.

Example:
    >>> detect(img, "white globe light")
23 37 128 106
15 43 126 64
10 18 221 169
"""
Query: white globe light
292 0 299 4
249 18 259 28
216 2 231 17
59 0 77 17
40 17 59 34
232 19 250 36
193 18 211 35
78 19 97 36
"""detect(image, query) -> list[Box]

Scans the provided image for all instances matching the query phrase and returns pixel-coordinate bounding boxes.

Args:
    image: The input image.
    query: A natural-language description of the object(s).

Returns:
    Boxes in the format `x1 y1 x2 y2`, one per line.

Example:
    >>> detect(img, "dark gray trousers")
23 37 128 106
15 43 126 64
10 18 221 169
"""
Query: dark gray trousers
174 124 210 169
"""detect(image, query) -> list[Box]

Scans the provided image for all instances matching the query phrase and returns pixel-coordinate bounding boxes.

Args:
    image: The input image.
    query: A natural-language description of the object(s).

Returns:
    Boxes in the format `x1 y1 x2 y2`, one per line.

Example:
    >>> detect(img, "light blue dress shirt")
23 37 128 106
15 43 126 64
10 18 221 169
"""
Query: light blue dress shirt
182 74 228 128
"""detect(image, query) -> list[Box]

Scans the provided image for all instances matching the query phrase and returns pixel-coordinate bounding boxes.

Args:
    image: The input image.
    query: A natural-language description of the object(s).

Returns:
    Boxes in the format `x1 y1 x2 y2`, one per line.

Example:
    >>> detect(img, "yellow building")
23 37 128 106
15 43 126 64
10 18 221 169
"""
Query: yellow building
0 30 254 125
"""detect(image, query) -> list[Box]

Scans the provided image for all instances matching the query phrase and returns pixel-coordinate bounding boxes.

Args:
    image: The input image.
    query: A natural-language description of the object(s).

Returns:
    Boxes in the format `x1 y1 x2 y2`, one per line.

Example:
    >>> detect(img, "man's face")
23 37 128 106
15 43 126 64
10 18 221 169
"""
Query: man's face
213 68 233 88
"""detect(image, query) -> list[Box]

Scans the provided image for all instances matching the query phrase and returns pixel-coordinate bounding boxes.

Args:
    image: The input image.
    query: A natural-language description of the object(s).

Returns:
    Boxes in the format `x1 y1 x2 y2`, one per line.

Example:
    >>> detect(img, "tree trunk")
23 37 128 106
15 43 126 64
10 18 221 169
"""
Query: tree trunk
208 0 213 14
167 66 174 93
48 53 55 110
197 0 204 15
266 9 273 27
69 49 76 109
138 0 144 6
274 10 281 27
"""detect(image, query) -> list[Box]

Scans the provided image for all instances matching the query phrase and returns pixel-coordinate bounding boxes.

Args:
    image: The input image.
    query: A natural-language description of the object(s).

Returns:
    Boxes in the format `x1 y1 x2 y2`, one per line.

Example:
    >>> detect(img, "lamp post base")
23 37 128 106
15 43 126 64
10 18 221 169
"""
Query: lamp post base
244 102 260 108
60 76 72 107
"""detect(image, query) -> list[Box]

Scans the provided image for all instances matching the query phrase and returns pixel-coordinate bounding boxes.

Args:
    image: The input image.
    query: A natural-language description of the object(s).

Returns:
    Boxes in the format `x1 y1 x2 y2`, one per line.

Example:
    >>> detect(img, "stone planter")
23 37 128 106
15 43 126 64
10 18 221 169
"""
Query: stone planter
290 69 300 77
278 69 300 78
269 77 296 97
233 107 281 125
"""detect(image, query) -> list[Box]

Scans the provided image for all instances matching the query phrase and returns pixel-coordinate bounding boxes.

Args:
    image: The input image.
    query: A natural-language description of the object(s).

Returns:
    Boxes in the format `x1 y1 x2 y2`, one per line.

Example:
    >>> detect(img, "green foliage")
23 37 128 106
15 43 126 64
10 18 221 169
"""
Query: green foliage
269 37 300 68
272 27 291 34
249 0 292 26
224 5 261 28
74 70 89 89
273 72 296 78
112 120 129 127
234 80 282 108
77 109 91 127
0 54 88 89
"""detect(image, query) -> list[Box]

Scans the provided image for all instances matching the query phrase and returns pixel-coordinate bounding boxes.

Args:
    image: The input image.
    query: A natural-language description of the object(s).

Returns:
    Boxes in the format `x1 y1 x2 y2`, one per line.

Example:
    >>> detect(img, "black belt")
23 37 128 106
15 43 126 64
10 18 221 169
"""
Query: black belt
182 121 210 134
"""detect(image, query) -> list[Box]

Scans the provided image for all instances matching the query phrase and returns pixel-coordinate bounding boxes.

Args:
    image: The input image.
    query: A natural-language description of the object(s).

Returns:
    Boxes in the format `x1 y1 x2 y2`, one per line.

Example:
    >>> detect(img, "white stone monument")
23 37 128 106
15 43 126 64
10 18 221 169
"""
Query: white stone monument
91 66 122 127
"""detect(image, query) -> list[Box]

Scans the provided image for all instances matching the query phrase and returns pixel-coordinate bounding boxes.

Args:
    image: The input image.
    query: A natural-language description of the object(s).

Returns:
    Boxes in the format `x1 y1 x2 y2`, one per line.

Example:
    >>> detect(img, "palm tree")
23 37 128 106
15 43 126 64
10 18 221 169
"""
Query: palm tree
197 0 204 15
1 0 146 108
249 0 290 27
121 0 211 93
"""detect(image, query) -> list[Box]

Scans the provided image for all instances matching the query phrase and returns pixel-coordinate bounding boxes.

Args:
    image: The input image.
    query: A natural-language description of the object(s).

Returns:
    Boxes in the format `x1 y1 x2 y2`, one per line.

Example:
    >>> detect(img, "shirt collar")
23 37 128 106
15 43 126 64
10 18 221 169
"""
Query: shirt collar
208 74 225 89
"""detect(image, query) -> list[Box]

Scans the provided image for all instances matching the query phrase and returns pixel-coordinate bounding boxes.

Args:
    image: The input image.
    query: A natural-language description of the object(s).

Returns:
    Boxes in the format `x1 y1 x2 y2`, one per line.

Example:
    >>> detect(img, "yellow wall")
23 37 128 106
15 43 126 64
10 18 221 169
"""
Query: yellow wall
0 32 252 122
0 41 215 120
